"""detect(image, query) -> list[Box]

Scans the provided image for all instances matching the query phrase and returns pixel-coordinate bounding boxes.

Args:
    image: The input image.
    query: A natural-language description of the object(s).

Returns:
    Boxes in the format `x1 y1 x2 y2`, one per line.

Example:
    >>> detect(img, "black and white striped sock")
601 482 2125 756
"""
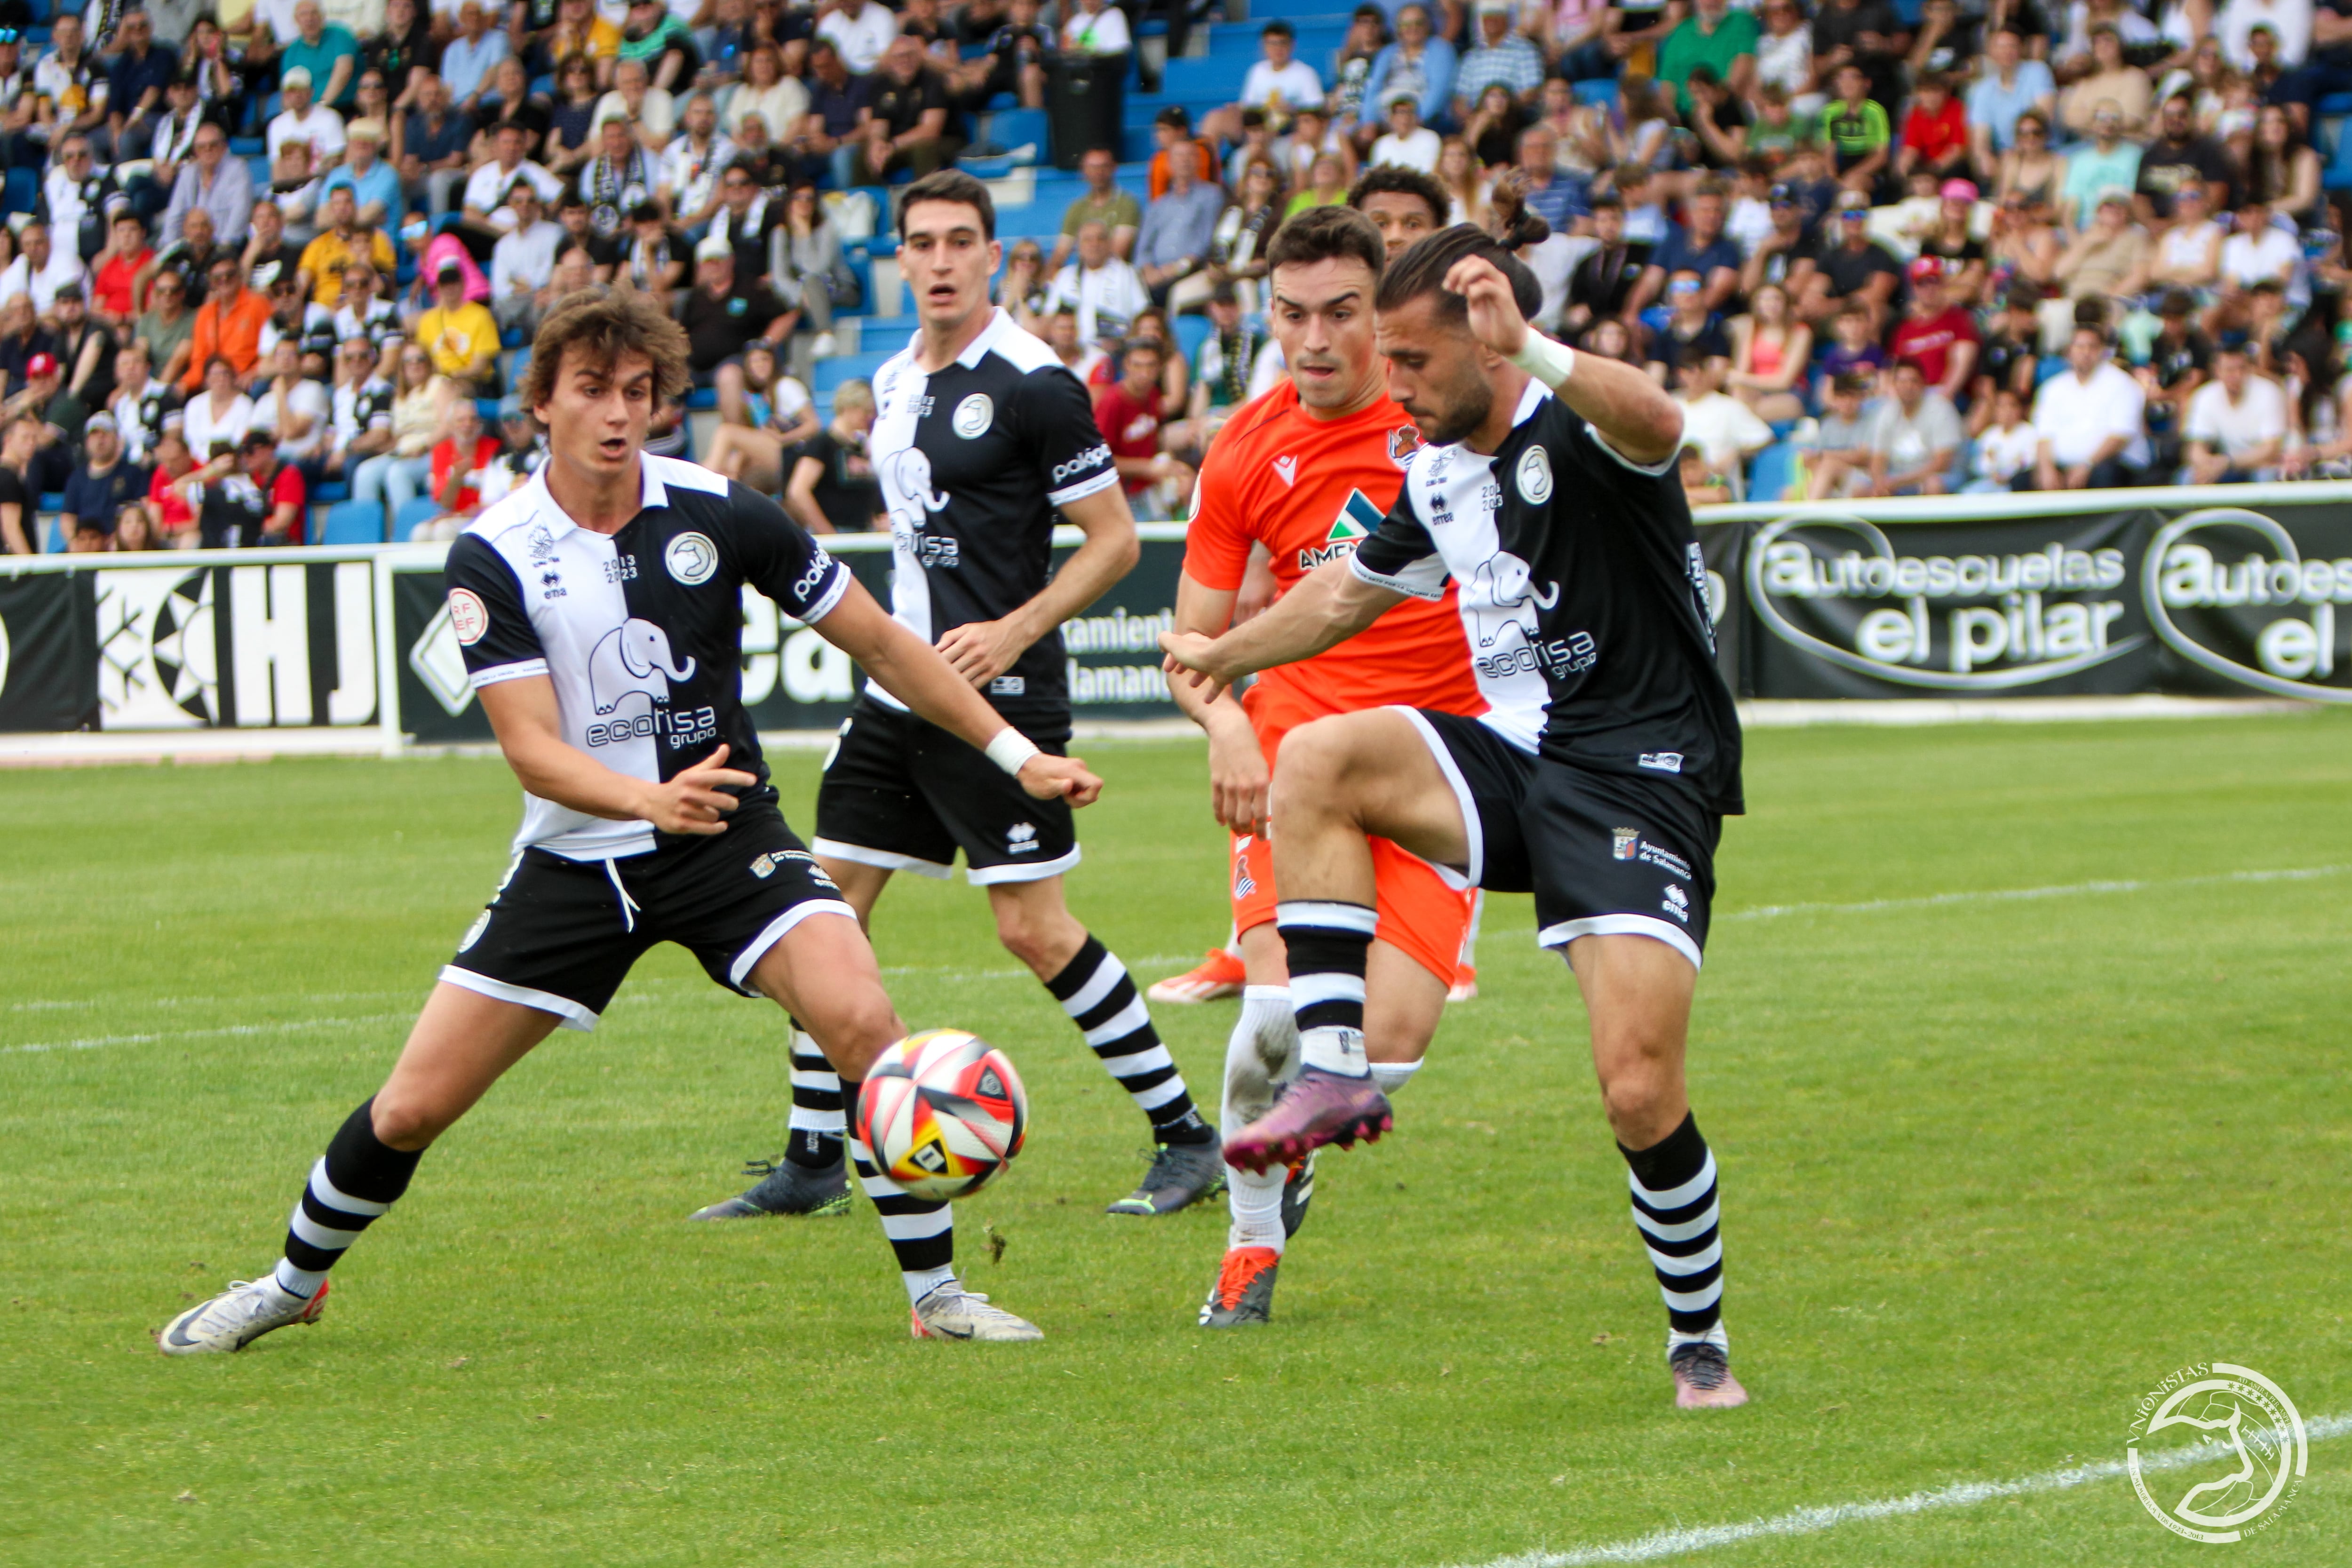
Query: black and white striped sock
272 1098 423 1299
1621 1112 1724 1339
784 1024 845 1170
1046 935 1212 1145
845 1078 957 1305
1274 900 1376 1077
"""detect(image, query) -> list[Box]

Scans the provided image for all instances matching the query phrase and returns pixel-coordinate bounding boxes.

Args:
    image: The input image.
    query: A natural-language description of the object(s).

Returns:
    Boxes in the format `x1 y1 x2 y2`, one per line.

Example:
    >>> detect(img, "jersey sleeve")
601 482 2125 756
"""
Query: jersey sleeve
1350 482 1450 600
1180 416 1256 591
443 530 548 687
1017 362 1120 507
728 481 854 625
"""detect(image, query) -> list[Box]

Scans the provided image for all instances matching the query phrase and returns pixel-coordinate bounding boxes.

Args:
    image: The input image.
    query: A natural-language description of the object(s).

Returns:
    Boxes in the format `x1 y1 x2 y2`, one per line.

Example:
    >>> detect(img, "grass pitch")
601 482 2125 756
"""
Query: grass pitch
2 717 2347 1568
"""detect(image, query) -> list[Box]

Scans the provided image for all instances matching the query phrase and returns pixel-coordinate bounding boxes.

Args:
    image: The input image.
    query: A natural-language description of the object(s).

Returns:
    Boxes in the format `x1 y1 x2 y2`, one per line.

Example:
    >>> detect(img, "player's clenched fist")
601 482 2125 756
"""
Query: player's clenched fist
637 743 758 835
1017 753 1103 808
1442 254 1530 360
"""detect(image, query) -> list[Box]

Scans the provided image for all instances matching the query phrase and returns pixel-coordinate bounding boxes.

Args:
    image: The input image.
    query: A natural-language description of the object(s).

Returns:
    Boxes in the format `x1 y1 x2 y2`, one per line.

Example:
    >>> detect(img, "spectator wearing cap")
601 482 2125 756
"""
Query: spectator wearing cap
2027 324 2149 490
257 264 335 382
1966 30 2057 170
50 282 117 416
1 348 79 445
414 261 500 392
241 203 302 301
1740 182 1821 299
681 234 792 425
1889 256 1979 404
1867 358 1963 496
269 68 347 206
1454 3 1549 124
322 118 402 231
60 412 151 546
281 0 360 112
1630 175 1742 320
1914 178 1988 304
1657 0 1757 116
1896 72 1969 183
1363 6 1456 135
162 121 252 250
2 222 91 326
102 10 177 166
1797 195 1903 331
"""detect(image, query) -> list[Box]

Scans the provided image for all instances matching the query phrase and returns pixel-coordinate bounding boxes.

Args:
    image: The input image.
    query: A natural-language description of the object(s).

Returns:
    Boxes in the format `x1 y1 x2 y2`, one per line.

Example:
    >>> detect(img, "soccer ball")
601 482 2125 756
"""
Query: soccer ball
856 1029 1029 1202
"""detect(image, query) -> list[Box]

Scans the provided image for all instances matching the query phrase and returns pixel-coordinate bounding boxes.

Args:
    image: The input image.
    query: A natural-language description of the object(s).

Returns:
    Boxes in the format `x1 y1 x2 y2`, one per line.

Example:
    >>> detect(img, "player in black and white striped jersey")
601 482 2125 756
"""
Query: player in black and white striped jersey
160 289 1100 1355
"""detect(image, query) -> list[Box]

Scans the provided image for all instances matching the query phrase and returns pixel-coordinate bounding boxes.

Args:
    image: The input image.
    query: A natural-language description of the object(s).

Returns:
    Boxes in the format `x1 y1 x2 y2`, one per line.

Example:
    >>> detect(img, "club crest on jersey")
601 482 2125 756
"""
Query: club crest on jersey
1388 425 1420 468
1515 445 1554 504
1298 490 1385 571
1271 454 1298 487
952 393 994 438
447 588 489 645
664 531 718 585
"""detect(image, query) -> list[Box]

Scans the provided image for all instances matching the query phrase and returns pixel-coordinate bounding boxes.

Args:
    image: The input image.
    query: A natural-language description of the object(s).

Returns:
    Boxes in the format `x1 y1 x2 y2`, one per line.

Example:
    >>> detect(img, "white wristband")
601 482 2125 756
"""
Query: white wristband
1510 332 1578 389
985 727 1041 777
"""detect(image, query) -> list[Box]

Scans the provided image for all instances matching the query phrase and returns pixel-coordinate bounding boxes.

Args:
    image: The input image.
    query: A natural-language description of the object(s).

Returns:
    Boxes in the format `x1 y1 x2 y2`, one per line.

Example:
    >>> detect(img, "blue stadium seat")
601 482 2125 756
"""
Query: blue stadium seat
1573 79 1620 109
1 168 35 217
318 499 386 545
313 480 351 503
1175 312 1210 364
984 106 1049 156
1748 442 1797 504
813 349 897 394
393 497 441 541
44 515 64 552
686 386 718 410
2326 124 2352 191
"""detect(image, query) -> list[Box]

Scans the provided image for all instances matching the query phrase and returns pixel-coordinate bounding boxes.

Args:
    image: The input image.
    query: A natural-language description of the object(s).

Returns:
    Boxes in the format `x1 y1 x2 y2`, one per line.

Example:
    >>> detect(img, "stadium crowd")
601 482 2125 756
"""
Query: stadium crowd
12 0 2352 552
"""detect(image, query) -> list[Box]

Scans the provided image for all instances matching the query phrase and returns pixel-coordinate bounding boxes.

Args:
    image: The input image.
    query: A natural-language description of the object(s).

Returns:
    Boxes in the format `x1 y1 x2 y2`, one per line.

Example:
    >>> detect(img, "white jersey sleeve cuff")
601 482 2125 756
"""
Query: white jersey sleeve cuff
1585 420 1680 477
801 564 852 624
469 658 550 688
1047 466 1122 507
1349 549 1449 601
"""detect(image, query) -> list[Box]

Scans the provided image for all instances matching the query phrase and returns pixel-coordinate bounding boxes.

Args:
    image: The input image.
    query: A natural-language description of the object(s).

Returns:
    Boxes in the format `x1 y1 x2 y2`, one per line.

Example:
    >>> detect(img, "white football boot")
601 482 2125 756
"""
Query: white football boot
909 1286 1043 1342
159 1276 329 1355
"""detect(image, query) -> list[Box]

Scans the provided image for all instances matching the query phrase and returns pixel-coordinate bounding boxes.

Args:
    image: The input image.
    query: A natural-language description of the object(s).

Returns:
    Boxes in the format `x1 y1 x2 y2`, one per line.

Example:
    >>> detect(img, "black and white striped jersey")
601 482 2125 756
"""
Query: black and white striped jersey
867 307 1120 728
444 454 851 862
1351 378 1744 814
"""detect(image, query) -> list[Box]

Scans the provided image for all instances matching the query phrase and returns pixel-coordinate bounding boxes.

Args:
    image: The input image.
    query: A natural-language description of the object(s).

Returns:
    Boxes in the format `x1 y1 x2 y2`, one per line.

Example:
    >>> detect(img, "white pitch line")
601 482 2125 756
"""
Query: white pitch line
1 1013 413 1057
1724 864 2351 923
1455 1412 2352 1568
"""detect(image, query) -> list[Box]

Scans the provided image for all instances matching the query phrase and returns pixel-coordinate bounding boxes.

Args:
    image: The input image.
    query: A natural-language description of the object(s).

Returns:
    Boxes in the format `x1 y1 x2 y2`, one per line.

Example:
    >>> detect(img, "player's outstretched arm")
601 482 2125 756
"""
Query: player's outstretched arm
1160 557 1404 702
1443 253 1685 468
933 482 1141 689
477 676 757 835
817 577 1104 807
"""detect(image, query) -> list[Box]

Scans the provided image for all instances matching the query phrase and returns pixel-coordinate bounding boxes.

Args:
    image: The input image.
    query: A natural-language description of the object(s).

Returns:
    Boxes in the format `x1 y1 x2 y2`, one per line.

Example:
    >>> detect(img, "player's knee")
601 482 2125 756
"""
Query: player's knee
993 908 1070 972
1268 721 1355 818
368 1092 448 1152
811 989 905 1069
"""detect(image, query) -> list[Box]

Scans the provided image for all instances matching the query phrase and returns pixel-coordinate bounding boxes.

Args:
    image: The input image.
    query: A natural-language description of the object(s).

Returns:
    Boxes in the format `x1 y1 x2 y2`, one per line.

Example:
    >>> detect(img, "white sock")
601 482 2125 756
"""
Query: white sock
1668 1322 1730 1355
1222 985 1297 1127
1299 1025 1368 1076
905 1266 957 1305
271 1258 324 1299
1370 1059 1421 1096
1227 1162 1287 1253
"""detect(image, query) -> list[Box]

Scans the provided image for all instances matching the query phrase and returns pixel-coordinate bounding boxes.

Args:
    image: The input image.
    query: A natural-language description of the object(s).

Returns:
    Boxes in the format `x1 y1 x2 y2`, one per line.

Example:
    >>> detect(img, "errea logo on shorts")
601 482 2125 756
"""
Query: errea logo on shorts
1662 884 1690 922
1008 822 1039 853
1053 445 1112 483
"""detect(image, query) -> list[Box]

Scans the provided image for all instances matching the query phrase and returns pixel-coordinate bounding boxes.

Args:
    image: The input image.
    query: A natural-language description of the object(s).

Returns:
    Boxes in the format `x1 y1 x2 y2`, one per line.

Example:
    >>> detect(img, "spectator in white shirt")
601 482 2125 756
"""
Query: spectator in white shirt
1370 93 1441 173
1210 19 1326 144
1063 0 1132 58
2219 0 2313 72
1868 360 1965 496
246 338 333 463
268 68 346 172
1675 356 1773 476
2031 324 2151 489
1965 386 2043 492
459 123 567 249
0 221 90 320
657 93 738 231
1047 219 1150 343
816 0 898 73
490 183 566 337
2183 334 2289 481
2218 196 2301 300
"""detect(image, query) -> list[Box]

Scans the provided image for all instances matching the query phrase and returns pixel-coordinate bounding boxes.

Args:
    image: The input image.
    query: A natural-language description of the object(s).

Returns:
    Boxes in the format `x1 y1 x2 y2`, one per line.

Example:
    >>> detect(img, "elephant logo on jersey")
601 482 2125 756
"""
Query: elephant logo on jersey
588 618 698 713
1466 551 1560 648
880 446 952 532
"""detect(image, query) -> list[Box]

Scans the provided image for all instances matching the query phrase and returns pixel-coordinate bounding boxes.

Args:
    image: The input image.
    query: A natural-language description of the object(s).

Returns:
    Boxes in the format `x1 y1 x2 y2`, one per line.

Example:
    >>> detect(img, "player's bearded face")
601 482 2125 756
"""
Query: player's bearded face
1270 257 1382 414
1378 296 1493 448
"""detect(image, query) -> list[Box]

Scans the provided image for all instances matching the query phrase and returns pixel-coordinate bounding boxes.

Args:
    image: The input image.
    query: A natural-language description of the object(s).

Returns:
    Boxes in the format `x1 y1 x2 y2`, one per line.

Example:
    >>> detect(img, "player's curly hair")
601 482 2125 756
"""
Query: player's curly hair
520 288 693 412
1374 223 1545 326
1346 164 1450 231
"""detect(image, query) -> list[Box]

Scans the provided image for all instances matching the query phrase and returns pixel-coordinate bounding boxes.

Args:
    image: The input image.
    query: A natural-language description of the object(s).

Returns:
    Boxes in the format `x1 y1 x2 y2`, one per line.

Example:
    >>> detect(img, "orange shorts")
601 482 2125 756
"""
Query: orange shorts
1230 693 1474 985
1229 828 1474 986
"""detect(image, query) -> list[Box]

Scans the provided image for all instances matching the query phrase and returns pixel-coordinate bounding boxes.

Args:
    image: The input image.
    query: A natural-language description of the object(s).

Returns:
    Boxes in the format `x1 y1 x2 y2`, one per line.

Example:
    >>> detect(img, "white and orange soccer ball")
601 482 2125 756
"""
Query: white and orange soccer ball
856 1029 1029 1202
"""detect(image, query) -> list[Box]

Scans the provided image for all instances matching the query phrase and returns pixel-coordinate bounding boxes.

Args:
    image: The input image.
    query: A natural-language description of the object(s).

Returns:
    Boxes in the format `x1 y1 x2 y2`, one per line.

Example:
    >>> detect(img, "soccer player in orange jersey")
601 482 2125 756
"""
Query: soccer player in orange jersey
1168 205 1486 1328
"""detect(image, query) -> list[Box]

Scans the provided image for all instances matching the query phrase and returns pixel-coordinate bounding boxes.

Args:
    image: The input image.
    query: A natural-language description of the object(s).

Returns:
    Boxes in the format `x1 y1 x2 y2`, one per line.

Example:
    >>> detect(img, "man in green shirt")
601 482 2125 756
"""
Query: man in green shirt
1658 0 1759 115
1051 146 1142 269
1823 63 1891 199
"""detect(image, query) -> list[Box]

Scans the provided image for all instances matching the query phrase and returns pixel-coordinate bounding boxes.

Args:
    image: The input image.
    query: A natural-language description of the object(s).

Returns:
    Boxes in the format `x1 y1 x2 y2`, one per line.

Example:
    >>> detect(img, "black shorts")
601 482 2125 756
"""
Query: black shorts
1399 707 1720 970
813 696 1077 884
441 804 858 1029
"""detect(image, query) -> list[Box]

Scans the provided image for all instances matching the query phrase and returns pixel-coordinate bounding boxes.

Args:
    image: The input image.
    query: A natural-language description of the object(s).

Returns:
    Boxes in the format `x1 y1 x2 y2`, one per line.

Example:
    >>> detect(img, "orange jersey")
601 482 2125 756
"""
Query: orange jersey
1185 379 1482 727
